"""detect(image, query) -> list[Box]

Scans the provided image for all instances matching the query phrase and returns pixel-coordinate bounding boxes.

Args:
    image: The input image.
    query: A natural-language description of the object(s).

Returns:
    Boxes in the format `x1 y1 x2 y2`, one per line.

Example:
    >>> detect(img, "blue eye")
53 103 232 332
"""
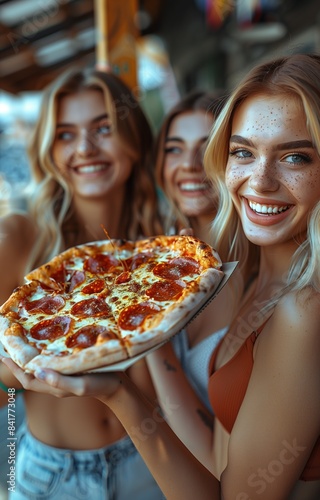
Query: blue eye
284 153 312 164
164 146 182 155
95 123 112 135
56 131 74 141
229 148 253 159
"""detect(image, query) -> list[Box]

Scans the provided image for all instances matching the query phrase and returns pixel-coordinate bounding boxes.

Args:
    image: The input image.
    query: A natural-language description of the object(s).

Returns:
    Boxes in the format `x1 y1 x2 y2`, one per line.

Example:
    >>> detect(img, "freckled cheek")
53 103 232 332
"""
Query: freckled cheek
52 145 71 172
285 172 320 202
225 165 246 194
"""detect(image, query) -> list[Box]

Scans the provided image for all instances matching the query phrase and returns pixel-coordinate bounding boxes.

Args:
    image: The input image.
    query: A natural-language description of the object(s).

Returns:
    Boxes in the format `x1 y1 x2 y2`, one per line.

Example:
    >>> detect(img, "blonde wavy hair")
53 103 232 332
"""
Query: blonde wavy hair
154 90 228 236
204 53 320 298
26 66 163 271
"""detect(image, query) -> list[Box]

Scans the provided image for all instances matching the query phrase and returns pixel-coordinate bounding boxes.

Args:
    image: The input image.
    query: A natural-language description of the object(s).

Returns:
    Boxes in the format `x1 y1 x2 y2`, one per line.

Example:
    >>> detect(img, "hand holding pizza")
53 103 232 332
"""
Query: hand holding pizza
1 355 123 400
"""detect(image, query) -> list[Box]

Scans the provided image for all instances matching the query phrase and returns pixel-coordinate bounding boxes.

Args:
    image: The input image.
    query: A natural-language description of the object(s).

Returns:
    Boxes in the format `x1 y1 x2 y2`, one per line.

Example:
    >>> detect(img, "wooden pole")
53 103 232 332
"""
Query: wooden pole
94 0 111 71
94 0 138 88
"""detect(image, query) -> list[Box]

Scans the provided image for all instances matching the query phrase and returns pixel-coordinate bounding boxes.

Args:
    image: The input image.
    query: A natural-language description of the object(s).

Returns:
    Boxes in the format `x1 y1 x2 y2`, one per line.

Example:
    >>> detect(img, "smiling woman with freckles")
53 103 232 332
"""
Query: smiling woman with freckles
3 54 320 500
0 67 164 499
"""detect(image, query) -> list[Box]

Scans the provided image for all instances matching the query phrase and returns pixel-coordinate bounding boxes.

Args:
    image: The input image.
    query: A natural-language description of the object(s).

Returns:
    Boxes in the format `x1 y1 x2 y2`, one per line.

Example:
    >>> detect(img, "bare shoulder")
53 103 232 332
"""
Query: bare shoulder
0 212 38 304
0 212 37 247
271 288 320 343
0 212 36 235
257 288 320 371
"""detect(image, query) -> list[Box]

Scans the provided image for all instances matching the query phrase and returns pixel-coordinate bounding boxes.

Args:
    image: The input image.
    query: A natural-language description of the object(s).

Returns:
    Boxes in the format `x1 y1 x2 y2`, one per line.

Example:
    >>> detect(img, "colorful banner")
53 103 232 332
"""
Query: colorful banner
206 0 234 29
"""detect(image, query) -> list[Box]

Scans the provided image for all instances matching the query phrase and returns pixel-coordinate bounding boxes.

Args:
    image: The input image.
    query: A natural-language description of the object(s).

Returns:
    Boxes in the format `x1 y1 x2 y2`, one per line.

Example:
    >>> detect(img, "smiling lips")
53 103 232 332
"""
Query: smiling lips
73 164 109 174
248 199 290 215
179 181 208 192
245 198 293 226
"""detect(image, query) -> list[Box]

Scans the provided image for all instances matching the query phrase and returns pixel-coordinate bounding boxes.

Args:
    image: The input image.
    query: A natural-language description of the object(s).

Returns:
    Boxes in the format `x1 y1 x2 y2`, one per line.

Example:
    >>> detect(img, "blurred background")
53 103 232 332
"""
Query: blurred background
0 0 319 214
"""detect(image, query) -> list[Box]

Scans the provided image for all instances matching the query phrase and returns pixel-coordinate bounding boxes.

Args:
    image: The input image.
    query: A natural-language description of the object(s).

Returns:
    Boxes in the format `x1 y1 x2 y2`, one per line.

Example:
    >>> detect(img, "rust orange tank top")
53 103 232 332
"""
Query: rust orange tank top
208 325 320 481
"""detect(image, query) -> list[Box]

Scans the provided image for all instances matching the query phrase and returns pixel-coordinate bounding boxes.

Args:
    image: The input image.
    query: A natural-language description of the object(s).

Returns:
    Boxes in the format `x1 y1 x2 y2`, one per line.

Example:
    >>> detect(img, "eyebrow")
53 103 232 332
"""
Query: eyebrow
230 135 313 150
56 113 109 128
165 136 209 143
165 136 183 143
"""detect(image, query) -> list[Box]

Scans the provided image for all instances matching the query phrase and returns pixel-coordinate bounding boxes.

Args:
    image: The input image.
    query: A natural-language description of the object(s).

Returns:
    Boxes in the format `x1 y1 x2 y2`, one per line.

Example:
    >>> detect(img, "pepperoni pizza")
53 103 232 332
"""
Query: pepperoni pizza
0 235 224 374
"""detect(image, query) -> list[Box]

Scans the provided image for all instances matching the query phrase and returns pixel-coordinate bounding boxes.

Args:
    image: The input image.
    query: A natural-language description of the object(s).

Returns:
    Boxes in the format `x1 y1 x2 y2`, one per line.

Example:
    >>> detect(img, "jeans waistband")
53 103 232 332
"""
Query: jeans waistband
18 421 137 469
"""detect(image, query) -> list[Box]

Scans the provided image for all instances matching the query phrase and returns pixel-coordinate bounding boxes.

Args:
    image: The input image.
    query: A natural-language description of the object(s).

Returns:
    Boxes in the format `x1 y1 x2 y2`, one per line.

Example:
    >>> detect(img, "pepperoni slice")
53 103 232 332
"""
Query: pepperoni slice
67 271 85 292
24 295 65 315
84 254 119 274
125 252 152 271
65 325 113 349
146 281 184 301
153 257 200 280
71 297 110 317
82 279 106 294
50 266 66 284
115 271 131 284
30 316 72 340
118 302 161 331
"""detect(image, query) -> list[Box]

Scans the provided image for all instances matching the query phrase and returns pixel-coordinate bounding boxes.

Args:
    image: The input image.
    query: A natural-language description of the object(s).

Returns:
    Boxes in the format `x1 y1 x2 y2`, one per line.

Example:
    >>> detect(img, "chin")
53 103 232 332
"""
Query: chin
76 190 110 200
182 203 214 217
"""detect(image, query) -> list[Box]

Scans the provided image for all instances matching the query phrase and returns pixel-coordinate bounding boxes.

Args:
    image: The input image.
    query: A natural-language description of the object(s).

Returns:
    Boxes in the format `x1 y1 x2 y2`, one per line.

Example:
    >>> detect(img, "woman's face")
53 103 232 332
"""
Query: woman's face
163 111 217 218
52 89 133 199
226 93 320 247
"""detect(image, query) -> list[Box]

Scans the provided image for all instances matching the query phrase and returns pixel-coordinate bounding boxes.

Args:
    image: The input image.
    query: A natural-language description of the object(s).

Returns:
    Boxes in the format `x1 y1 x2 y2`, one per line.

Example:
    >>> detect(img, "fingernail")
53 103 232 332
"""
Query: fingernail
34 369 47 380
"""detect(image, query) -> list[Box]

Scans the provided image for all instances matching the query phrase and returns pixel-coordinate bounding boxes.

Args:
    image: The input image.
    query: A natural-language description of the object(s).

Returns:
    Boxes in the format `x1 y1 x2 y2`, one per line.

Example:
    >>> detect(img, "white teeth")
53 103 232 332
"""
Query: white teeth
180 182 207 191
76 164 106 173
248 200 289 215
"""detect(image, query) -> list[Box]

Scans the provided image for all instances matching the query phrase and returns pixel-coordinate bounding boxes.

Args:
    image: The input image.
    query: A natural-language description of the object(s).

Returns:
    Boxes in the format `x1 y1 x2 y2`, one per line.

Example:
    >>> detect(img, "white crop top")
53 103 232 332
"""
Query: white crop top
171 327 228 411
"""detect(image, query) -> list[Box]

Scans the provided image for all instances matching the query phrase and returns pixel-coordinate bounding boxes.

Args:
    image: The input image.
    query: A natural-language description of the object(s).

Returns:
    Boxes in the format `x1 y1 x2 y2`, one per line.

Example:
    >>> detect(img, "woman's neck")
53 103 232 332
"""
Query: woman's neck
189 214 215 244
255 239 303 295
64 195 126 247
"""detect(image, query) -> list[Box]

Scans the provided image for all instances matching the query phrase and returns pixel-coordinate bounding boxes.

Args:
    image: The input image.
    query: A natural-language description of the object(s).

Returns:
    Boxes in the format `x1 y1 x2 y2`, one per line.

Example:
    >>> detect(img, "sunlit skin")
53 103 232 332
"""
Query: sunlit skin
226 94 320 251
163 111 217 227
52 89 133 201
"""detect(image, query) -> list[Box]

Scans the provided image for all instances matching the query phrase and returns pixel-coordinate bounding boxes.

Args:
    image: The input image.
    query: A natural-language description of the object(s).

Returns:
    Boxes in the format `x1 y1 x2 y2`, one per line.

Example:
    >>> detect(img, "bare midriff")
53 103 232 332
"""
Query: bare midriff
25 392 126 450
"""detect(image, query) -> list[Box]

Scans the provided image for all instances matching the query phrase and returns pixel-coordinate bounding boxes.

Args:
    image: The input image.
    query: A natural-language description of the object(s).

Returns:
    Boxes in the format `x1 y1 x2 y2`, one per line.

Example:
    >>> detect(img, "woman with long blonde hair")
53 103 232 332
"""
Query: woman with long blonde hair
0 66 164 499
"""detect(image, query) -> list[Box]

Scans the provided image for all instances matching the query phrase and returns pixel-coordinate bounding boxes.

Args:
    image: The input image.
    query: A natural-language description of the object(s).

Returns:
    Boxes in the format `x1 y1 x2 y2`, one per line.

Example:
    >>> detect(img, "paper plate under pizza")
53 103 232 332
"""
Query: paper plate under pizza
0 235 237 374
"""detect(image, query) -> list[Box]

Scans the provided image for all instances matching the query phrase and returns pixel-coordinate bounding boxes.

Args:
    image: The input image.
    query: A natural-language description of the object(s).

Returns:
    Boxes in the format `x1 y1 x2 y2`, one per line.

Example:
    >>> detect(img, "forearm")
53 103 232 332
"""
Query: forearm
146 343 214 469
103 373 220 500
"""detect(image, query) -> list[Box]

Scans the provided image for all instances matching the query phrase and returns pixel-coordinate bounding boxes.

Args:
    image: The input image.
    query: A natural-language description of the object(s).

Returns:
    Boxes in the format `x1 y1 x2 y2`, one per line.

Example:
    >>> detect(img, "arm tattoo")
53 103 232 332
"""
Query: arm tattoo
196 408 213 430
163 359 177 372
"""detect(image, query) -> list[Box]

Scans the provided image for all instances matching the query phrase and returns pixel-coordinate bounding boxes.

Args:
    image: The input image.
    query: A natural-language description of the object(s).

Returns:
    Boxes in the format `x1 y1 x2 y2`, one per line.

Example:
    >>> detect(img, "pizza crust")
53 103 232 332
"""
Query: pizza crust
0 316 39 367
24 340 128 374
122 267 224 357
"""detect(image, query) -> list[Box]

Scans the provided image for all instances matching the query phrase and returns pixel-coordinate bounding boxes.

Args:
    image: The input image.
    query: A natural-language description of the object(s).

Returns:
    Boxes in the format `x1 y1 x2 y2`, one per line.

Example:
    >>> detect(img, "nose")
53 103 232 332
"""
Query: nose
181 148 202 171
248 159 279 192
75 131 97 156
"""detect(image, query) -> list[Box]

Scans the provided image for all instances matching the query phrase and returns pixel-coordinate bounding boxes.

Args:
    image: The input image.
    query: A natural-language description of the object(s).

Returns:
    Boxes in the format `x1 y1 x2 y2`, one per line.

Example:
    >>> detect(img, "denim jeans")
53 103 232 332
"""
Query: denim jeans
10 423 165 500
